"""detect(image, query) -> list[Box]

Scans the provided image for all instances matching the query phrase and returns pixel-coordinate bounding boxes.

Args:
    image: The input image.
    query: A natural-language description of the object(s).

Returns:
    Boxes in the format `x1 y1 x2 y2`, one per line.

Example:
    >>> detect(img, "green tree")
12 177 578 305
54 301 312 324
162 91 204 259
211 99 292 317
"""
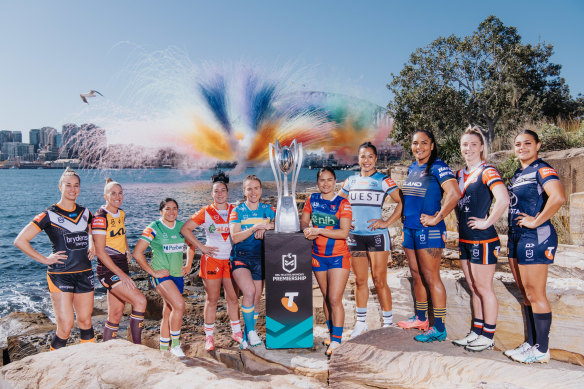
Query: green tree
387 15 581 148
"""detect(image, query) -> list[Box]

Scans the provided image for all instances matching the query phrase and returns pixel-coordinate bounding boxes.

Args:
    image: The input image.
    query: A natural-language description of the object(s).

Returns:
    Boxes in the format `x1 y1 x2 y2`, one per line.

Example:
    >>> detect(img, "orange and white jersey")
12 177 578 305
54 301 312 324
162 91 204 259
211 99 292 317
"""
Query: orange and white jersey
190 203 234 260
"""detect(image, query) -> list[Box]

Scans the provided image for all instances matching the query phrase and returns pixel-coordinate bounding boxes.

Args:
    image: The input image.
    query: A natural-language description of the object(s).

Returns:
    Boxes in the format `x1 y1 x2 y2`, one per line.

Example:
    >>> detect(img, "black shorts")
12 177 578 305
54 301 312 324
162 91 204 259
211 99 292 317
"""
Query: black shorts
347 232 390 252
508 226 557 265
97 256 129 291
47 269 95 293
459 237 500 265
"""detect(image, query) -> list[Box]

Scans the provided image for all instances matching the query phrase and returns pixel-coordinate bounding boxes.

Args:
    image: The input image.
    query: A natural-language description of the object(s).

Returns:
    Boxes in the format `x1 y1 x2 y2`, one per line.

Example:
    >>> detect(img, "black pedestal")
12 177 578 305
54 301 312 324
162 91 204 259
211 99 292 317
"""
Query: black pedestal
264 231 313 349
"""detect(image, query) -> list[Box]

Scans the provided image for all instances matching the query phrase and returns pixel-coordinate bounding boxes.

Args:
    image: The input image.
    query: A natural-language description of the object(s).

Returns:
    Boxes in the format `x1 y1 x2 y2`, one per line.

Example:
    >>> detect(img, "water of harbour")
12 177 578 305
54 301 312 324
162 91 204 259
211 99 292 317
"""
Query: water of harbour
0 167 355 319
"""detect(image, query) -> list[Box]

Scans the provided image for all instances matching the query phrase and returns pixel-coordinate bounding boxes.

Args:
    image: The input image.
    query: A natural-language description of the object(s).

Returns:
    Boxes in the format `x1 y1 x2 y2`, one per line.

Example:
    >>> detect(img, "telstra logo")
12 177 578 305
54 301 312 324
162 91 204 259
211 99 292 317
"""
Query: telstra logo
281 292 299 312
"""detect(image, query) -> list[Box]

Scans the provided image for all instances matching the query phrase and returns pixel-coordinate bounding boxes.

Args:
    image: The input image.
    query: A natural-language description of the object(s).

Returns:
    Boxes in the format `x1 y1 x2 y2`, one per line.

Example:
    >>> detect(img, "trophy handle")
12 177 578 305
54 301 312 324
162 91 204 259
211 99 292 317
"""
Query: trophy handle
290 140 302 197
269 141 282 198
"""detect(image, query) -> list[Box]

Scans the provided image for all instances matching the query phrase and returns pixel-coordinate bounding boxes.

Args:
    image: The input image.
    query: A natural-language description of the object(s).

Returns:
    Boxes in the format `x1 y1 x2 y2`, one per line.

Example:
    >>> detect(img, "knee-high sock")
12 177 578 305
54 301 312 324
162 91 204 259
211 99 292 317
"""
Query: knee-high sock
534 312 552 353
103 321 119 342
241 304 255 340
524 305 536 346
129 310 144 344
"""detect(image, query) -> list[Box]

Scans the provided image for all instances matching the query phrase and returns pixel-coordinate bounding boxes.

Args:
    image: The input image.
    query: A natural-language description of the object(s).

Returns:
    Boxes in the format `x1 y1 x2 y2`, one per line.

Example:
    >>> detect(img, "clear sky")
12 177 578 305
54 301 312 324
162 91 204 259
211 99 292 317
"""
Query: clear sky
1 0 583 141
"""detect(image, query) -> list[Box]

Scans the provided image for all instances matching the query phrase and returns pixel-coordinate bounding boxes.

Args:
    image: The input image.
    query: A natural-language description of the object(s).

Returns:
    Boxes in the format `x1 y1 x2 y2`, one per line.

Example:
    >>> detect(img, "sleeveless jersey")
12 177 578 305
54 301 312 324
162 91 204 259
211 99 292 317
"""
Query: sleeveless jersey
340 171 398 235
190 203 234 260
92 206 128 273
140 219 186 277
508 159 559 230
302 193 352 257
402 158 456 229
32 204 93 273
228 202 276 256
456 164 504 240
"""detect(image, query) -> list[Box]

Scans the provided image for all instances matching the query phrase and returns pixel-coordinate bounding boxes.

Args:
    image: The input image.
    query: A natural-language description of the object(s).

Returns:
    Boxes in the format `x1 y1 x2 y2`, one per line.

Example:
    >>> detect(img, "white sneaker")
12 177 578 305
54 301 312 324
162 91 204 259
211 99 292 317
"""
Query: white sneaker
247 330 262 347
465 335 494 352
239 340 249 350
511 344 550 364
326 341 341 356
452 331 479 347
170 345 185 357
382 322 394 328
504 342 531 358
350 321 368 338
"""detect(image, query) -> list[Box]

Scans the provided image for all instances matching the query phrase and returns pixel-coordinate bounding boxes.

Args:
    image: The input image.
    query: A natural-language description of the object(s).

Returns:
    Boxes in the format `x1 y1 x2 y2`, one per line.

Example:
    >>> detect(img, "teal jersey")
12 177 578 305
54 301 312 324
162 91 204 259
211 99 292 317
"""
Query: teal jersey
140 219 186 277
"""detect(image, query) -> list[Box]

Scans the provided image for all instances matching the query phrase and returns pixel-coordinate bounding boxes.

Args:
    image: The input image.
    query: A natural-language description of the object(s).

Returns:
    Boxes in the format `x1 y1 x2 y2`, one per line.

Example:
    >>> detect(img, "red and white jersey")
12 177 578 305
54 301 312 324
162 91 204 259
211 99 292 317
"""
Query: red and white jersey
190 203 234 260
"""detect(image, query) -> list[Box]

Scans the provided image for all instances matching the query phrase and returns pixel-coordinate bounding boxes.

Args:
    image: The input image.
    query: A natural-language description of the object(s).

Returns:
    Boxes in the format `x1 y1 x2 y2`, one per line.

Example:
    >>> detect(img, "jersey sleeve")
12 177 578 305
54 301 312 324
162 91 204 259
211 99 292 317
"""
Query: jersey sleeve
91 213 108 235
382 176 398 194
87 210 93 225
31 211 49 231
537 164 560 187
140 223 157 243
339 198 352 219
340 177 351 195
482 166 504 190
432 161 456 185
302 194 313 214
190 206 207 225
228 208 241 224
267 205 276 221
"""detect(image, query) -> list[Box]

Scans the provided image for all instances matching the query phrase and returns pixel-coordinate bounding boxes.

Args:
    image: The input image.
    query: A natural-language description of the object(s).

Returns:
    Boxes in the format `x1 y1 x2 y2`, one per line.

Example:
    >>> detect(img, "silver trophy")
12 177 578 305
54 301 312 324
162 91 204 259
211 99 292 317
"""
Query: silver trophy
269 139 303 233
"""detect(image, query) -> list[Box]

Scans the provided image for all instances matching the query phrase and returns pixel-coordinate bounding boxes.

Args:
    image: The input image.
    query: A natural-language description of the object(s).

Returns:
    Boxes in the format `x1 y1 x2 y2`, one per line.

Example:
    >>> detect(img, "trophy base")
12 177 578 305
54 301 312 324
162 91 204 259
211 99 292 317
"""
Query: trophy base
275 196 299 233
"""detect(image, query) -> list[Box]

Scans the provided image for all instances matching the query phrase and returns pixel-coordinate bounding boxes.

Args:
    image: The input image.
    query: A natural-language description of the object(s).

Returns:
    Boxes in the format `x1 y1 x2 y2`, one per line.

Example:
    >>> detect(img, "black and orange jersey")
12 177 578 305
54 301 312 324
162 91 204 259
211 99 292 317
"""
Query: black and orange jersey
32 204 93 273
92 207 128 274
302 193 352 257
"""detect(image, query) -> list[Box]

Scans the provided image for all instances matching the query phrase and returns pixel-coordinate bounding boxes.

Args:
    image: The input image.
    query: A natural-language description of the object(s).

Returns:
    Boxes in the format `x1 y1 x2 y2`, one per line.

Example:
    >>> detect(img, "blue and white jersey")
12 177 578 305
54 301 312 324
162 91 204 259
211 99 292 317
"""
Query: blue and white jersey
508 159 559 230
340 171 398 236
402 158 456 230
229 202 276 256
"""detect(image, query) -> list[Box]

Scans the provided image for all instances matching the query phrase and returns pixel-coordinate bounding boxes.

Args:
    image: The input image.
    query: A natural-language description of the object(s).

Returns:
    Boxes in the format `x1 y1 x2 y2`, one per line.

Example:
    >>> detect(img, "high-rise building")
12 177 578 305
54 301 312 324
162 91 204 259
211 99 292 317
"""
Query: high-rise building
40 127 57 149
29 129 41 152
0 130 13 146
12 131 22 143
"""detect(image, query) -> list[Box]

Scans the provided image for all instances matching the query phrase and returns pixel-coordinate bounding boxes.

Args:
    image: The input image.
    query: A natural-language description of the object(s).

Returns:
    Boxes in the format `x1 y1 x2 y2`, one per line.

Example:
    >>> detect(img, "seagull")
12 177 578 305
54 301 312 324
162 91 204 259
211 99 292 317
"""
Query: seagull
80 90 103 104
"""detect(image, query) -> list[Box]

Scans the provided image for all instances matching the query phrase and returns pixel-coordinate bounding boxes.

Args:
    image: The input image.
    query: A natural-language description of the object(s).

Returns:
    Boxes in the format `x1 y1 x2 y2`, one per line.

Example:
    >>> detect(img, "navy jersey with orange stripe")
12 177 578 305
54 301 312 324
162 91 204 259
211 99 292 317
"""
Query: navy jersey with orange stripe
508 159 560 230
456 164 504 241
32 204 93 273
302 193 352 257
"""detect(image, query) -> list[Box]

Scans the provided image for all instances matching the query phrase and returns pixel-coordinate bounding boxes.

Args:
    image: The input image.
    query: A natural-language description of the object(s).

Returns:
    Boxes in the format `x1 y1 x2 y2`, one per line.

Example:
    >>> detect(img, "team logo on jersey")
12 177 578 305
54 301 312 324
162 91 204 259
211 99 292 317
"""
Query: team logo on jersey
282 253 297 273
545 247 555 260
509 193 518 207
213 215 220 221
58 216 65 224
330 204 337 211
281 292 299 312
526 249 534 259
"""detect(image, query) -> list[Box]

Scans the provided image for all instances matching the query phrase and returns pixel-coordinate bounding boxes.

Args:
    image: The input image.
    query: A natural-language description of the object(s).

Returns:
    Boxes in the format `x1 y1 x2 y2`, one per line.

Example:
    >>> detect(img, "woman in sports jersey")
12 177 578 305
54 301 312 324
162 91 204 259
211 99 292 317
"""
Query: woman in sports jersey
451 127 509 351
93 178 147 344
14 167 96 350
301 167 352 355
397 130 461 342
133 198 190 357
181 172 243 351
229 175 275 348
339 142 403 338
504 130 565 364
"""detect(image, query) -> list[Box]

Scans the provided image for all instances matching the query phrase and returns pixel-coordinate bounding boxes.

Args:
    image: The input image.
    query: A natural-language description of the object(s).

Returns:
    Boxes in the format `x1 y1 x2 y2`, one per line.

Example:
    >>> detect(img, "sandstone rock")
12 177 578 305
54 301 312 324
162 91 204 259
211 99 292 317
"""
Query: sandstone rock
0 340 322 389
329 327 584 388
0 312 55 349
570 192 584 246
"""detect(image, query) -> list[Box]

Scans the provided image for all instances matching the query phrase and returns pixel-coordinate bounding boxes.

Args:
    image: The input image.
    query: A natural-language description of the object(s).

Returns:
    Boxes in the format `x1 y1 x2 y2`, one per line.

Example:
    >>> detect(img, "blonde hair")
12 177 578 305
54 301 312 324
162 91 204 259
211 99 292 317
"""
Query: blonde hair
58 167 80 188
243 174 262 188
462 125 488 162
104 177 122 194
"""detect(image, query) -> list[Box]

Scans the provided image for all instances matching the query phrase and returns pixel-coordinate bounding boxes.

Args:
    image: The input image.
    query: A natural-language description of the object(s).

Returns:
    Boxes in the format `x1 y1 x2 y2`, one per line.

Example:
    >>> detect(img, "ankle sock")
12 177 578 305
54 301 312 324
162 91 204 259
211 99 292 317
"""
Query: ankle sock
482 323 496 340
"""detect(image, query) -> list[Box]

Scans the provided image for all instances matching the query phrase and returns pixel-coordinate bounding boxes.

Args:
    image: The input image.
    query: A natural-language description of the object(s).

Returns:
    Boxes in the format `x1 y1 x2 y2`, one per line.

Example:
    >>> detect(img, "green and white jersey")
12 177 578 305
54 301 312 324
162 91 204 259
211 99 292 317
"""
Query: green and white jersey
140 219 186 277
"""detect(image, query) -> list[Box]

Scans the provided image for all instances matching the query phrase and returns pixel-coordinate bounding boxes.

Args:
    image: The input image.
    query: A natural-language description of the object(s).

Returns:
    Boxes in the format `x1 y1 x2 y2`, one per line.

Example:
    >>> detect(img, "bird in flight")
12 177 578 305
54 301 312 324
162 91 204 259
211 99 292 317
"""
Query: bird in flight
80 90 103 104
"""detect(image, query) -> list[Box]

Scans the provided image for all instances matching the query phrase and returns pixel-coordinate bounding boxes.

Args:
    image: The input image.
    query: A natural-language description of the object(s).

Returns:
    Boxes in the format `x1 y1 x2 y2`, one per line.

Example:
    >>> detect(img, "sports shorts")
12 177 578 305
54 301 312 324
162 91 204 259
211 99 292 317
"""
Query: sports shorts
507 226 557 265
230 250 263 281
200 254 231 279
347 231 390 252
459 237 500 265
312 253 350 272
97 255 129 290
403 227 445 250
47 269 95 293
150 275 185 294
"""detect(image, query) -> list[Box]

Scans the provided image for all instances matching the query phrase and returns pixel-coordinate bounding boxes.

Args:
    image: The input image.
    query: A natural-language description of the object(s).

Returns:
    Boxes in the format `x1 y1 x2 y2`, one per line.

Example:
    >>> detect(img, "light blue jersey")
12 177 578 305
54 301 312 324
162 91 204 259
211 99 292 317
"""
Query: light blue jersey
228 202 276 256
340 171 398 236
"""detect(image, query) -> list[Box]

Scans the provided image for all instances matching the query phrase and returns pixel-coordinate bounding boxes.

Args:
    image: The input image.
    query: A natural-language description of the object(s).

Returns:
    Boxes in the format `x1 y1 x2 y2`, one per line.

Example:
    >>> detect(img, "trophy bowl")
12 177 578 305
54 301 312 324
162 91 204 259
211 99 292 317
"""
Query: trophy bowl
278 147 294 173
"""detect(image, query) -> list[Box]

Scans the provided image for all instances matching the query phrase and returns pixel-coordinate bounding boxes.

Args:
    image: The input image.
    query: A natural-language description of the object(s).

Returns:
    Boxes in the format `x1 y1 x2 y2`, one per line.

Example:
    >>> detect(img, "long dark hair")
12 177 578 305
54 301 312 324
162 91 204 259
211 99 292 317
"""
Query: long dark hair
413 129 438 175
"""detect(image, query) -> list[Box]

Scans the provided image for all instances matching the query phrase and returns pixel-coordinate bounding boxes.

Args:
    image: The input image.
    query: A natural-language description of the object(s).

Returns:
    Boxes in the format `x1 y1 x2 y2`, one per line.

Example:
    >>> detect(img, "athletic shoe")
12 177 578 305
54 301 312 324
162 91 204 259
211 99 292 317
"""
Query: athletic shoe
511 344 550 364
239 340 249 350
382 323 394 328
414 327 447 342
452 331 479 347
326 341 341 356
247 330 262 347
465 335 494 352
205 335 215 351
397 315 429 331
170 345 186 357
323 338 331 346
350 321 368 338
231 331 243 344
504 342 531 358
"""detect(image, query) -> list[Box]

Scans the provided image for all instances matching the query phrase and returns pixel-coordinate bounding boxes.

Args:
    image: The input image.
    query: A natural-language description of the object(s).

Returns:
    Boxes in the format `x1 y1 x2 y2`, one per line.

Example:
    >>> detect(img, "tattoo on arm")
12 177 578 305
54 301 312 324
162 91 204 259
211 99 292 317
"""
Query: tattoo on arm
424 248 442 257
